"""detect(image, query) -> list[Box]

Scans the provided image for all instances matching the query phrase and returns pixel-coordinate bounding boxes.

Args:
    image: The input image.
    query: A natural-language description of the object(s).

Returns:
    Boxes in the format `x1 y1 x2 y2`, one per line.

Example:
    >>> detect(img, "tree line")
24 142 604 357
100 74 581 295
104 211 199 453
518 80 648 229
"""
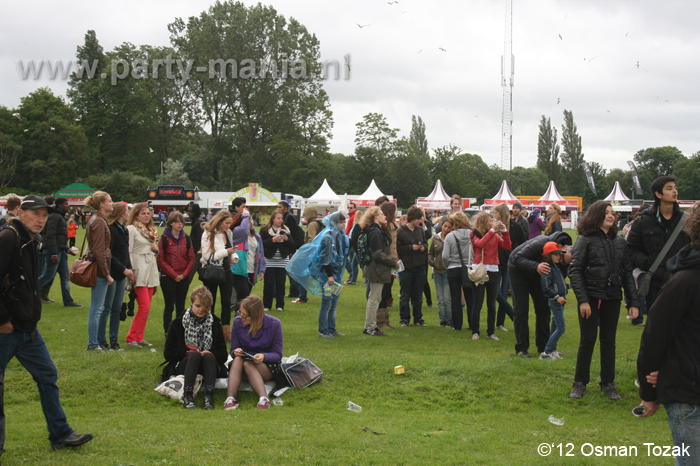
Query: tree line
1 1 698 206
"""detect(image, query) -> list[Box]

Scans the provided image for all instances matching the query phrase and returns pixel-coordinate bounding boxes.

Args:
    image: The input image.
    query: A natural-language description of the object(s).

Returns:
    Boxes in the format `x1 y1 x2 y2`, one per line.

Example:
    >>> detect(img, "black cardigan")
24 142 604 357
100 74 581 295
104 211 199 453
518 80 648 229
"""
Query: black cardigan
108 222 132 281
260 227 296 259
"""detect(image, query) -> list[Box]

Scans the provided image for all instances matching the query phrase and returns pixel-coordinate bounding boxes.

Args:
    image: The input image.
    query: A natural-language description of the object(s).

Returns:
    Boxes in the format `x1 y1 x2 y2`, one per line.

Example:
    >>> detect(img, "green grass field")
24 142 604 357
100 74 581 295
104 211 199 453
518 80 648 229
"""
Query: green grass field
2 229 672 465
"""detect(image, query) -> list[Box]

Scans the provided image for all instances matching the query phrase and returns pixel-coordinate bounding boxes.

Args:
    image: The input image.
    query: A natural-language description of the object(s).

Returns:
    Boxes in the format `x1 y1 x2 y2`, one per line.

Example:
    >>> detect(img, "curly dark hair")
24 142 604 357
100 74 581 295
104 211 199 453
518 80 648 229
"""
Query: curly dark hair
577 201 618 237
685 203 700 250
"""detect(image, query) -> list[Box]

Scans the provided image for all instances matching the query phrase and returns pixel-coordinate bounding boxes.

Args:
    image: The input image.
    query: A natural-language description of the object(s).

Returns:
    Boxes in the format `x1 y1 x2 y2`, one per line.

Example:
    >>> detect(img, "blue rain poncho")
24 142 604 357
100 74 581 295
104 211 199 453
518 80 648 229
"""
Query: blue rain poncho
286 212 348 296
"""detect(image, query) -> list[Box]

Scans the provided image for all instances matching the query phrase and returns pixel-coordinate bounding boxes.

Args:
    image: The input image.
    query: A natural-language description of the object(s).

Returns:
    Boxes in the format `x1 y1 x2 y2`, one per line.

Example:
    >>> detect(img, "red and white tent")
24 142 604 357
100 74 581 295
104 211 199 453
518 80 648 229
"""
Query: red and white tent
604 181 631 201
305 179 342 207
417 180 452 210
350 180 386 207
532 181 578 211
484 180 519 206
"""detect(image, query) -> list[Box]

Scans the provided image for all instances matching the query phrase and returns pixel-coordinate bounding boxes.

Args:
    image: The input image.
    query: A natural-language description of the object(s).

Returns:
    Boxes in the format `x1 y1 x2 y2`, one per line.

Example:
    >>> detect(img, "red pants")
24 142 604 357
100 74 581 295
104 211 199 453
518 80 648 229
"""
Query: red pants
126 286 155 343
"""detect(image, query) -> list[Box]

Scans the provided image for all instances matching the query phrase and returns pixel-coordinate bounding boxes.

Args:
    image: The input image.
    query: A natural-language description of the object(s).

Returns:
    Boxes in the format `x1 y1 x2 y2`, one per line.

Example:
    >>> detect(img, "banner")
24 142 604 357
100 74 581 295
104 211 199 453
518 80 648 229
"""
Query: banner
583 162 597 196
627 161 644 196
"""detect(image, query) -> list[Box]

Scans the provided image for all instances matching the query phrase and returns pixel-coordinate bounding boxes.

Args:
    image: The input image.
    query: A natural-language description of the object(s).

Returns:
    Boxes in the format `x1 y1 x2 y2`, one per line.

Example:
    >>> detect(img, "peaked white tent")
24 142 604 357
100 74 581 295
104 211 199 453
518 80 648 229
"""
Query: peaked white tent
417 180 452 210
350 179 388 207
604 181 631 201
532 181 579 211
484 180 519 206
305 179 342 207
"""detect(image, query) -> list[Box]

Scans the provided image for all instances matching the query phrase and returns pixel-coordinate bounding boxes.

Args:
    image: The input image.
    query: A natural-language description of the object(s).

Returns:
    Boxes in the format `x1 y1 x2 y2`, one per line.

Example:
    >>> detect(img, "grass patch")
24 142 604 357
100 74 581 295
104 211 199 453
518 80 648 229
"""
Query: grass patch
2 229 669 465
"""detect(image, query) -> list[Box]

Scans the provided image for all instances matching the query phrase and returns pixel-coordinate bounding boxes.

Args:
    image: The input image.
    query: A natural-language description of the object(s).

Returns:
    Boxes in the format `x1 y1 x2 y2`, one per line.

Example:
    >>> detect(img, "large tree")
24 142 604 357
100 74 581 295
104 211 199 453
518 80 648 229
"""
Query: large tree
169 1 333 189
536 115 560 184
409 115 429 159
672 151 700 200
560 109 586 196
633 146 685 199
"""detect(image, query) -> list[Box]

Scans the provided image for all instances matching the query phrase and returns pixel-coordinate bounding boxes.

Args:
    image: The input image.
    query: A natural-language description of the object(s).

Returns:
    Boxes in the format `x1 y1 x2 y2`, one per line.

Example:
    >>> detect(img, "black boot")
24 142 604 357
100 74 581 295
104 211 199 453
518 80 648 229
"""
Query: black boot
182 386 196 409
203 385 215 410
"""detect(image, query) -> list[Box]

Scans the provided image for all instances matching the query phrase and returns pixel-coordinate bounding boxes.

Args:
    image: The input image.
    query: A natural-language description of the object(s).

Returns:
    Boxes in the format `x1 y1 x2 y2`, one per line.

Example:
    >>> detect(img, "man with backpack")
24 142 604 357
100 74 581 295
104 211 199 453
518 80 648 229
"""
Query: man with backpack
0 196 93 455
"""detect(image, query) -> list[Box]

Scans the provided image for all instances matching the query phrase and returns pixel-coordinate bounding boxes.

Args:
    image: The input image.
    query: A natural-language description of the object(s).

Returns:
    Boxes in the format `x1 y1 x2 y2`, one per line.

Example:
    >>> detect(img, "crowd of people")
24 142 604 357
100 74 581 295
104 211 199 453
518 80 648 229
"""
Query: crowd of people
0 174 698 462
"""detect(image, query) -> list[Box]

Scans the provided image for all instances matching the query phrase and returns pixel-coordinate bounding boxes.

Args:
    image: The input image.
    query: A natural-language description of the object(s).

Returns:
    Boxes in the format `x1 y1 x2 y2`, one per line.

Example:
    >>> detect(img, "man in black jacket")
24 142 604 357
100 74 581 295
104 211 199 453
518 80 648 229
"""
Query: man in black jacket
0 196 93 456
508 231 572 357
637 204 700 462
187 202 205 282
627 176 689 325
38 198 81 307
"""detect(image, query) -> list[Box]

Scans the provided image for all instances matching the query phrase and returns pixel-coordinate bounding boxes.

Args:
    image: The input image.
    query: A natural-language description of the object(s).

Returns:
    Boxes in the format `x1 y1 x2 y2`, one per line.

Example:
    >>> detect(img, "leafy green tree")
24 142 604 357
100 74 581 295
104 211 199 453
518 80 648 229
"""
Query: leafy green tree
672 151 700 200
169 1 333 188
536 115 560 184
508 166 548 196
14 88 90 193
560 109 586 196
354 113 399 154
386 138 432 207
633 146 685 198
409 115 429 158
430 144 460 183
82 171 154 203
155 158 192 186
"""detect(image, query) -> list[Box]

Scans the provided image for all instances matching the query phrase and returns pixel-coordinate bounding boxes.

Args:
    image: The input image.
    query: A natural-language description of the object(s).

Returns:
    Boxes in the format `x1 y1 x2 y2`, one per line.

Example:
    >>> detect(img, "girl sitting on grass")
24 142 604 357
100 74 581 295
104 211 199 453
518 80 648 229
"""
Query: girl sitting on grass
163 286 228 410
539 242 568 360
224 296 283 410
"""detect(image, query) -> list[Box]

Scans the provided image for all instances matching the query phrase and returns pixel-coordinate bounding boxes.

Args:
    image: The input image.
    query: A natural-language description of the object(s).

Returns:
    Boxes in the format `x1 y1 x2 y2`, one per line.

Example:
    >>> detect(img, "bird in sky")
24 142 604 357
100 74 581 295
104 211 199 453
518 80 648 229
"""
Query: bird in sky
438 47 446 52
356 23 370 28
23 129 28 132
50 127 55 131
557 98 561 105
12 112 21 120
558 34 563 40
387 1 398 4
97 133 103 137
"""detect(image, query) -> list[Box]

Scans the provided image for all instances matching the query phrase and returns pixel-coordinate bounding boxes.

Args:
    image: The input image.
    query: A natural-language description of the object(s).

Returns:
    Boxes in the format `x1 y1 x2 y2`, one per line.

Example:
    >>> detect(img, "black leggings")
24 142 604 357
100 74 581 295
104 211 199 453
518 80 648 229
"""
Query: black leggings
175 351 218 388
232 273 250 313
205 271 234 326
160 275 189 335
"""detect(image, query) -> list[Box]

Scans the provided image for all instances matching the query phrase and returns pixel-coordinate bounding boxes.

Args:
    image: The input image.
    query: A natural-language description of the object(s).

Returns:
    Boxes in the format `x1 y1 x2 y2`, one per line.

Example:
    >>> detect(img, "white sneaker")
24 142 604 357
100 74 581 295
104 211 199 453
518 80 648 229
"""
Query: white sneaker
497 325 508 332
472 333 480 340
276 307 283 312
125 341 140 348
552 351 564 359
264 308 270 312
488 334 500 341
540 352 555 360
223 396 239 410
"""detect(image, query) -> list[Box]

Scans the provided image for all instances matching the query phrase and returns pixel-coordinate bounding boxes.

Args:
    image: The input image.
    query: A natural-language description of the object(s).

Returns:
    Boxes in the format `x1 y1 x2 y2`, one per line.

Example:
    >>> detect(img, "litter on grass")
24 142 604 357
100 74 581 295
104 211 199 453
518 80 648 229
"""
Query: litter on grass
361 427 385 435
347 401 362 413
548 415 565 426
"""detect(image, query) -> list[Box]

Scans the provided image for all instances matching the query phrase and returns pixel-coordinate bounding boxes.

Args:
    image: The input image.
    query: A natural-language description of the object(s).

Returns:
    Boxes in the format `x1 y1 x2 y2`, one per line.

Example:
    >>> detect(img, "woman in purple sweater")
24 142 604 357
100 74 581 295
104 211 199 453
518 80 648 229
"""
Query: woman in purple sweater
224 295 283 410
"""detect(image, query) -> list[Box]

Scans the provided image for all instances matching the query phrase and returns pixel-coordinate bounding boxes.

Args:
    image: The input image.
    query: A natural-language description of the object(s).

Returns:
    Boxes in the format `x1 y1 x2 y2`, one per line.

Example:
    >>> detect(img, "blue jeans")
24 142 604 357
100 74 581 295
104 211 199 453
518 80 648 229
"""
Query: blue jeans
345 249 359 283
100 278 126 345
543 300 566 354
399 267 426 323
433 271 452 325
496 264 513 326
38 250 76 305
298 284 308 302
318 293 339 335
0 329 73 451
665 403 700 466
87 276 110 349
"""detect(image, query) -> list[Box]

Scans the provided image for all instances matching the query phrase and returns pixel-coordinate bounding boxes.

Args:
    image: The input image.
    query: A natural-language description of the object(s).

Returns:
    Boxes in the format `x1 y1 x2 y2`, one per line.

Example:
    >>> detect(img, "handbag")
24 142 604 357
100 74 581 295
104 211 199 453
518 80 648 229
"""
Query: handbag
636 212 687 297
69 234 97 287
199 253 226 285
281 358 323 389
467 245 489 285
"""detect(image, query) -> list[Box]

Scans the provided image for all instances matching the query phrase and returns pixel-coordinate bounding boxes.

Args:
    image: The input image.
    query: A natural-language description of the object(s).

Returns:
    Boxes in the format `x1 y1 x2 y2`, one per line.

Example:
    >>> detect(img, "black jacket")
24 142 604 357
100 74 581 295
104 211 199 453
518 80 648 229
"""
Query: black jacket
108 222 132 281
627 203 690 288
396 224 428 270
568 231 639 307
190 217 205 254
41 206 68 255
508 231 572 275
260 228 296 259
163 312 229 378
0 220 42 332
540 265 567 300
637 244 700 405
498 217 524 266
364 225 396 283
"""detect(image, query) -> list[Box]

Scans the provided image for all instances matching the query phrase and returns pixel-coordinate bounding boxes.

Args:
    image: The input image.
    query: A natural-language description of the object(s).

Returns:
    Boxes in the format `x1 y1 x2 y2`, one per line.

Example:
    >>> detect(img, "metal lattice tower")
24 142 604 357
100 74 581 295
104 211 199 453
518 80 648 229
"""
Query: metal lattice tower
500 0 514 171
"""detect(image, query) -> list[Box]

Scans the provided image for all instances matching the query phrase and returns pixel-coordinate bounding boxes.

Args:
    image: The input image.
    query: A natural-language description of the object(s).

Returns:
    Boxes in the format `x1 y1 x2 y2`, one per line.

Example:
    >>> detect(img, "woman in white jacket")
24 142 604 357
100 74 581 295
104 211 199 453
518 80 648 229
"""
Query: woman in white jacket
125 203 161 347
200 210 238 335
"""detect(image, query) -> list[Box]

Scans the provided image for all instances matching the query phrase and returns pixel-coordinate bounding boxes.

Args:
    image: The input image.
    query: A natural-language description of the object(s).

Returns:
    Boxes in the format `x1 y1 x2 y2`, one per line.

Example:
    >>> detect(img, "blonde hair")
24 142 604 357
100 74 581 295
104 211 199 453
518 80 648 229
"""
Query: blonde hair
473 211 493 235
127 203 155 229
84 191 110 210
203 210 232 253
449 211 470 229
359 207 382 228
107 202 128 225
190 286 213 313
492 204 510 224
240 295 264 335
354 210 364 225
544 202 562 235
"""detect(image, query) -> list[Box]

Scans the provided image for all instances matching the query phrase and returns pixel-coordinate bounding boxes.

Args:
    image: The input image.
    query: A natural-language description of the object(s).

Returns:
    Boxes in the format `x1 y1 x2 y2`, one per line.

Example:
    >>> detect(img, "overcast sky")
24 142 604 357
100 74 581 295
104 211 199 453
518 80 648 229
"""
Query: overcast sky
2 0 699 172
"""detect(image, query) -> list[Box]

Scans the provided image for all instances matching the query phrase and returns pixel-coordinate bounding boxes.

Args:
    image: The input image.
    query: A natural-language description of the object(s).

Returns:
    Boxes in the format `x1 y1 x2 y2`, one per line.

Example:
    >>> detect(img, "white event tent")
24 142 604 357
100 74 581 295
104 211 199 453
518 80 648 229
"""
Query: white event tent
416 180 452 210
483 180 519 207
305 179 342 207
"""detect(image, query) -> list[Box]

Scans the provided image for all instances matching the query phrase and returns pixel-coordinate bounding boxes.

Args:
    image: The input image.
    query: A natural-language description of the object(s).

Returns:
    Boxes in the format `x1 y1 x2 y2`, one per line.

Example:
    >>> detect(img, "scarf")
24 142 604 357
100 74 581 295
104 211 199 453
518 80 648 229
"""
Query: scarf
133 220 158 243
269 224 291 237
182 308 214 352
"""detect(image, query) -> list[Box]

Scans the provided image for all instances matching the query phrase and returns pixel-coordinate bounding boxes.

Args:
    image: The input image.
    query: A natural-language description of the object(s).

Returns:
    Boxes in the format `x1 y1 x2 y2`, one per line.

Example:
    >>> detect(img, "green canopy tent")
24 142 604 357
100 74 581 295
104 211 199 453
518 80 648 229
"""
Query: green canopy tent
54 183 96 206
